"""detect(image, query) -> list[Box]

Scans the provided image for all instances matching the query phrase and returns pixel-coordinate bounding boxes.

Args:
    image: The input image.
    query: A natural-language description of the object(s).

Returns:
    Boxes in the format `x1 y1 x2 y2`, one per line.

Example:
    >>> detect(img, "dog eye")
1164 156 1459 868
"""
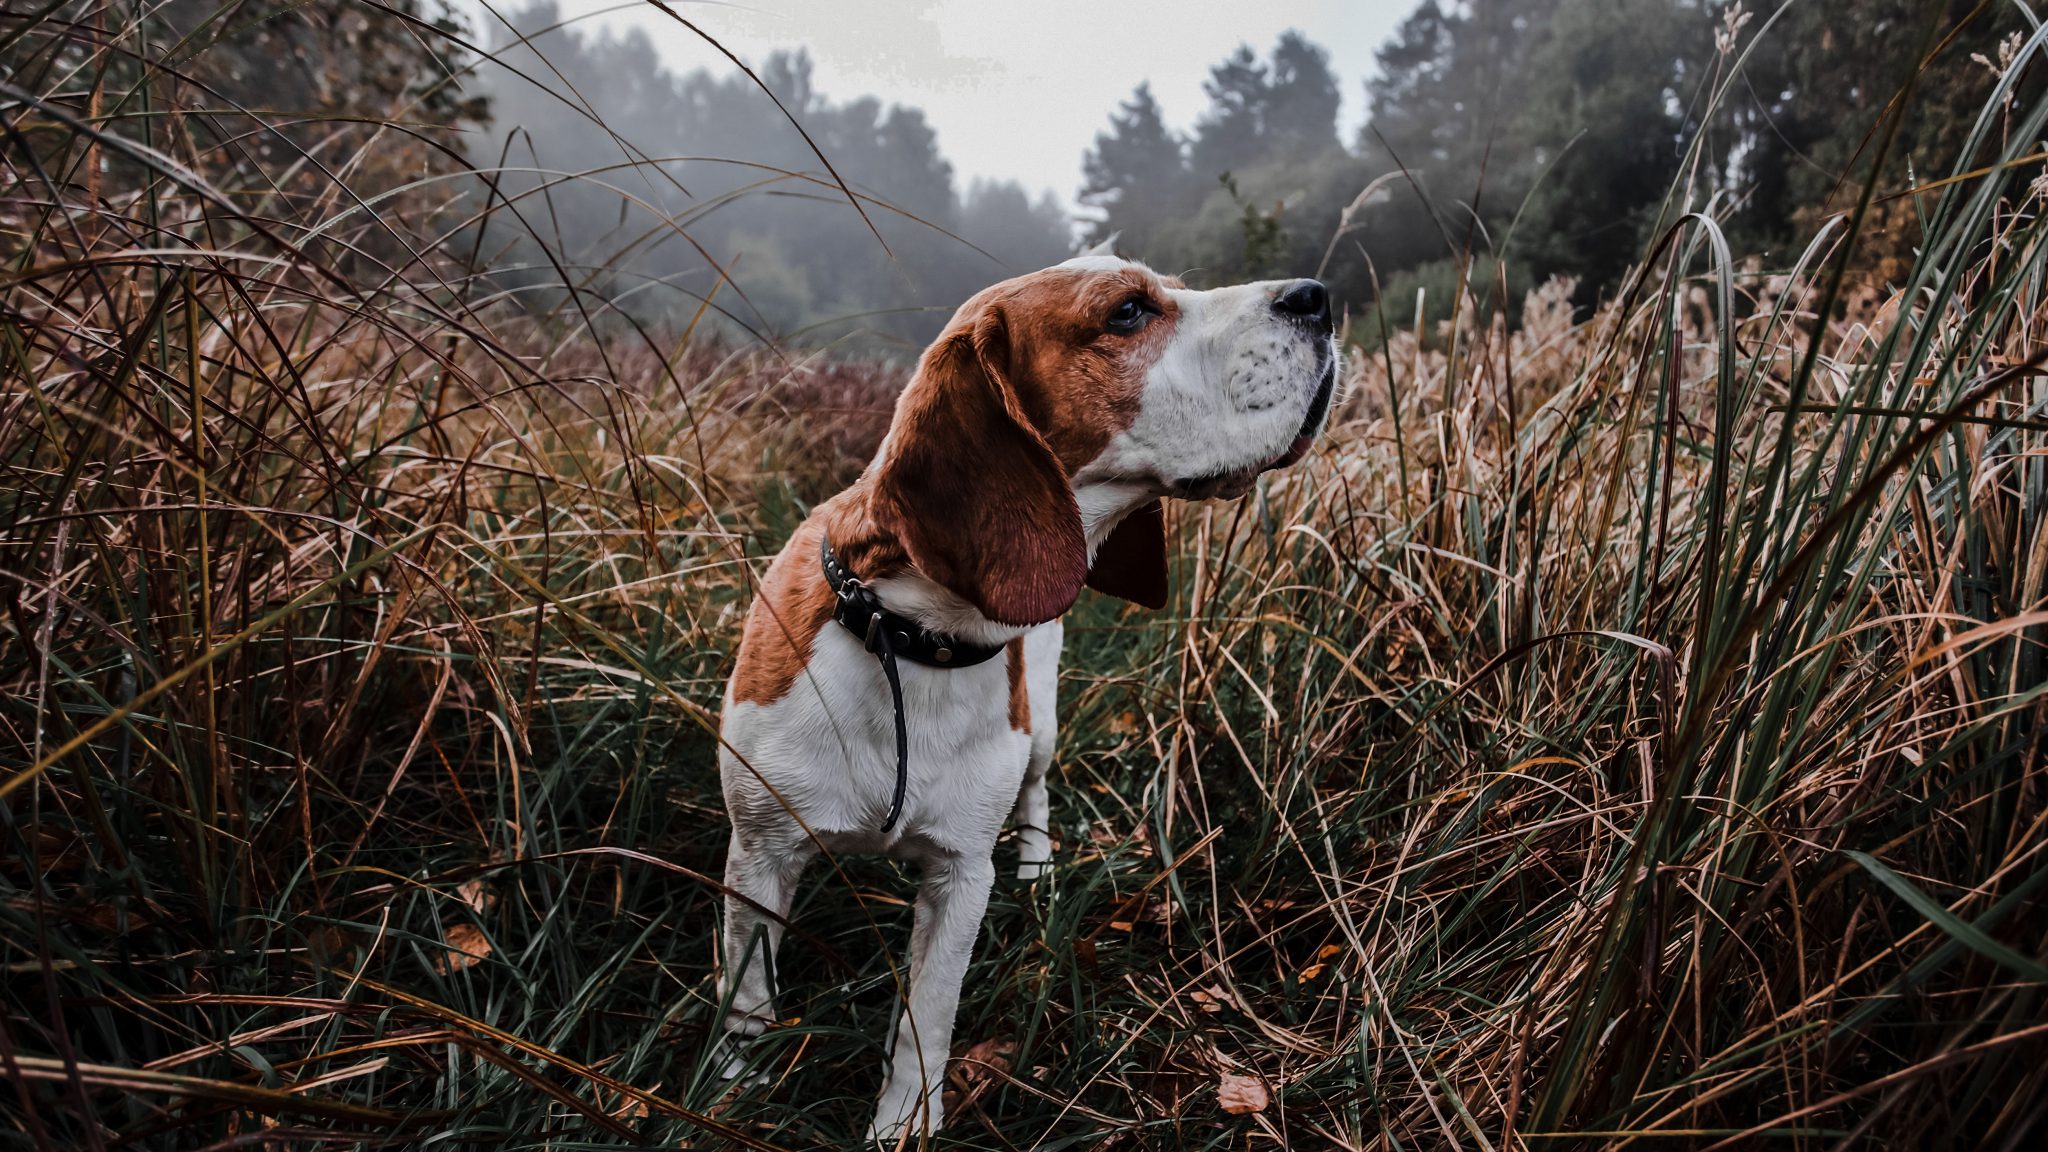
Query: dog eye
1106 298 1151 333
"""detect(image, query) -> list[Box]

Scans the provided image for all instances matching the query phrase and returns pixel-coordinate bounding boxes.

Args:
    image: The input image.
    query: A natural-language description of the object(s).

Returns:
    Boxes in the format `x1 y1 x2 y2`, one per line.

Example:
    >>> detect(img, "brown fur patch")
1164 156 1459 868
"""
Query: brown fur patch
729 520 836 707
873 315 1088 625
989 267 1178 471
1007 639 1029 733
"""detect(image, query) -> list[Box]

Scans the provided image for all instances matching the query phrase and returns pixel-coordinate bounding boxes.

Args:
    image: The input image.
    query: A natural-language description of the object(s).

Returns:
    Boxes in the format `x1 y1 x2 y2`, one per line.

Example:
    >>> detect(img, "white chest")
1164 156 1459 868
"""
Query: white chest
721 626 1032 858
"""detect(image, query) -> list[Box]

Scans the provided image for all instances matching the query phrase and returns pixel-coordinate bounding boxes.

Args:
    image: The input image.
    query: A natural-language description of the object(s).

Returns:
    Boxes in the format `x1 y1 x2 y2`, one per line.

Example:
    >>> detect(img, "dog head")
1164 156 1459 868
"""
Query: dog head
872 254 1337 627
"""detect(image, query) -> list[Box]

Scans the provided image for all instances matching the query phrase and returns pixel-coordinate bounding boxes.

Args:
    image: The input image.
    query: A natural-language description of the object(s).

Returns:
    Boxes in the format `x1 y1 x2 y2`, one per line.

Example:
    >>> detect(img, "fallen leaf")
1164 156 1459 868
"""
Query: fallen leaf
436 923 490 973
457 877 495 914
1216 1071 1269 1115
1109 895 1174 933
308 925 356 963
952 1037 1014 1087
949 1038 1016 1118
1300 942 1343 981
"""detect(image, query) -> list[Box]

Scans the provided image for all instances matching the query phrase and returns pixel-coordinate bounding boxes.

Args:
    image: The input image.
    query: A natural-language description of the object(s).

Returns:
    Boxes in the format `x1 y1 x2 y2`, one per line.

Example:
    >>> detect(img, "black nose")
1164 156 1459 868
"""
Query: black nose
1273 279 1331 331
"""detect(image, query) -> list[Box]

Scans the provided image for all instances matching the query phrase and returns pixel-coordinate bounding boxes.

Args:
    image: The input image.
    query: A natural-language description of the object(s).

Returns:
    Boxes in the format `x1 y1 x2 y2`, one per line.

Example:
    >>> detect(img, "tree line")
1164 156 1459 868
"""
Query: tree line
131 1 1068 350
1083 1 2025 332
136 1 2028 345
470 2 1070 349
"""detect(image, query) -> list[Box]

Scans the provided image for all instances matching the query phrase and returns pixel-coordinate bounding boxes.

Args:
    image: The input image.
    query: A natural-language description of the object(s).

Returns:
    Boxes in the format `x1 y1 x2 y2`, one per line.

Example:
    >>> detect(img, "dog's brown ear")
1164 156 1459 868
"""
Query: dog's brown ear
1085 500 1168 609
874 306 1088 626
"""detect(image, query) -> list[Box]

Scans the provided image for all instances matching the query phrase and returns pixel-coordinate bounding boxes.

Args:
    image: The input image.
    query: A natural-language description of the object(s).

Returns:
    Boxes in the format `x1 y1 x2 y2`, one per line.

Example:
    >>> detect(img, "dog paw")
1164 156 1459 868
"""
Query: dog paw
1015 859 1048 881
866 1113 931 1149
865 1109 910 1149
868 1081 940 1147
711 1034 769 1088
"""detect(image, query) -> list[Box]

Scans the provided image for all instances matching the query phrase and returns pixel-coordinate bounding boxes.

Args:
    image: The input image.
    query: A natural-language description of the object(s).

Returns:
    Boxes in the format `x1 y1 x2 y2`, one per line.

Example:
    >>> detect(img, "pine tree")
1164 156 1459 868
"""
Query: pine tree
1515 0 1705 297
1079 83 1188 250
158 0 487 180
1189 46 1271 182
1264 31 1343 160
1364 0 1461 170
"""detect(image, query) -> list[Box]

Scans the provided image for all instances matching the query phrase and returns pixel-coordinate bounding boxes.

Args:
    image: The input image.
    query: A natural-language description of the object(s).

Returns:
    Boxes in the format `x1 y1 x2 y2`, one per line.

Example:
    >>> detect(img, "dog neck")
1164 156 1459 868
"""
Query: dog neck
825 478 1150 646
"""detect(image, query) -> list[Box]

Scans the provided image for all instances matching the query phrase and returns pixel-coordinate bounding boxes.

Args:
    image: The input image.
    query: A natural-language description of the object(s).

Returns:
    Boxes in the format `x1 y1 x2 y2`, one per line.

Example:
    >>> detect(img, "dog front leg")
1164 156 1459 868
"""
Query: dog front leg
716 830 808 1080
1011 733 1053 880
1014 622 1061 881
868 852 995 1146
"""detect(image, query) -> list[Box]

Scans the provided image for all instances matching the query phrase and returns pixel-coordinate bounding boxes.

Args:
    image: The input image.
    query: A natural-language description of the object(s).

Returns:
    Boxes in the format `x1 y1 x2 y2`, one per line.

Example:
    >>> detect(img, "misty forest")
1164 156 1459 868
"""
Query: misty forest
467 1 2012 343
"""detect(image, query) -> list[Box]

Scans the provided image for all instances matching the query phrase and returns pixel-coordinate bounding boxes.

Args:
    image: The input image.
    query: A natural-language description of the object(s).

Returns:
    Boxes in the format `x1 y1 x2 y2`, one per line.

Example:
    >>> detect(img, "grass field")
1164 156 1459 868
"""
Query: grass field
3 6 2046 1149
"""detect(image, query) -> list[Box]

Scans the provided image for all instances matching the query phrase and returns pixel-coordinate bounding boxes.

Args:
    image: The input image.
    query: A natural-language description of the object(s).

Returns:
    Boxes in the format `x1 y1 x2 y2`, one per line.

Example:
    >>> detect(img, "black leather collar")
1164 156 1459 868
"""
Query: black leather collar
819 538 1006 669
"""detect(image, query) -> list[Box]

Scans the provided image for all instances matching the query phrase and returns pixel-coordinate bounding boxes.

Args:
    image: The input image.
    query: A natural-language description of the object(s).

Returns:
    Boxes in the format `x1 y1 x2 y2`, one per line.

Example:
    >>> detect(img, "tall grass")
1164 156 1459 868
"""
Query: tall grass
3 3 2045 1149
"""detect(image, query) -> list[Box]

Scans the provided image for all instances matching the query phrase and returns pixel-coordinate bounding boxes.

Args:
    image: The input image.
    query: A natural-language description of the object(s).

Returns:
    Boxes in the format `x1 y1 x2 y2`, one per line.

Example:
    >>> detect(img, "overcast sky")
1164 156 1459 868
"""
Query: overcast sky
461 0 1412 206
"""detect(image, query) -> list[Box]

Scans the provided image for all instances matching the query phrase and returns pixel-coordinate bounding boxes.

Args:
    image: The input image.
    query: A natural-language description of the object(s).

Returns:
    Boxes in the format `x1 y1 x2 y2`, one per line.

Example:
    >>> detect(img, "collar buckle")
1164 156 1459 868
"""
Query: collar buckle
819 536 1005 670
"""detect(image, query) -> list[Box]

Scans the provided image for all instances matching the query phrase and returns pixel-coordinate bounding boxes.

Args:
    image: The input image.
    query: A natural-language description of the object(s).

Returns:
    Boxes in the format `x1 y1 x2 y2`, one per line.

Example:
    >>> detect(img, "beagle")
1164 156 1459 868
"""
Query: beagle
715 251 1335 1144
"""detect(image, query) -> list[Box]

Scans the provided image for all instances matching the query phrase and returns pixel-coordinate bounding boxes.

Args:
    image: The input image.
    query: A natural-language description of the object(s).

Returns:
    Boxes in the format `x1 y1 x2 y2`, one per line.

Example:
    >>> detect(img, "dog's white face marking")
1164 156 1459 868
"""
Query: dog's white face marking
1056 255 1337 505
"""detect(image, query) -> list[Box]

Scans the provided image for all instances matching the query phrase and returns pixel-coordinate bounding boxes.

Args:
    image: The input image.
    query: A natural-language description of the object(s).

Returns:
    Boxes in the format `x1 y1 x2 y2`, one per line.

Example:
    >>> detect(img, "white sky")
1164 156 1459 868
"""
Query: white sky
459 0 1412 206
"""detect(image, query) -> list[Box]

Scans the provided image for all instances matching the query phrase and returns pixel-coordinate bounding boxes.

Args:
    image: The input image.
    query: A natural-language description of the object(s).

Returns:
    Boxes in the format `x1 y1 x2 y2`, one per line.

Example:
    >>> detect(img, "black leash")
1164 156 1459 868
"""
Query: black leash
821 537 1004 832
871 621 910 832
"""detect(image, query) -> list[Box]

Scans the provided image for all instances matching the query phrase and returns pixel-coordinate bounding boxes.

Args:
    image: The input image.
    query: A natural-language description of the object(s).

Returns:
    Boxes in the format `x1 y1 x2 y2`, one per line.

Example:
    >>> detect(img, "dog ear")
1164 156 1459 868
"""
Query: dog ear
1085 500 1168 609
874 306 1089 626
